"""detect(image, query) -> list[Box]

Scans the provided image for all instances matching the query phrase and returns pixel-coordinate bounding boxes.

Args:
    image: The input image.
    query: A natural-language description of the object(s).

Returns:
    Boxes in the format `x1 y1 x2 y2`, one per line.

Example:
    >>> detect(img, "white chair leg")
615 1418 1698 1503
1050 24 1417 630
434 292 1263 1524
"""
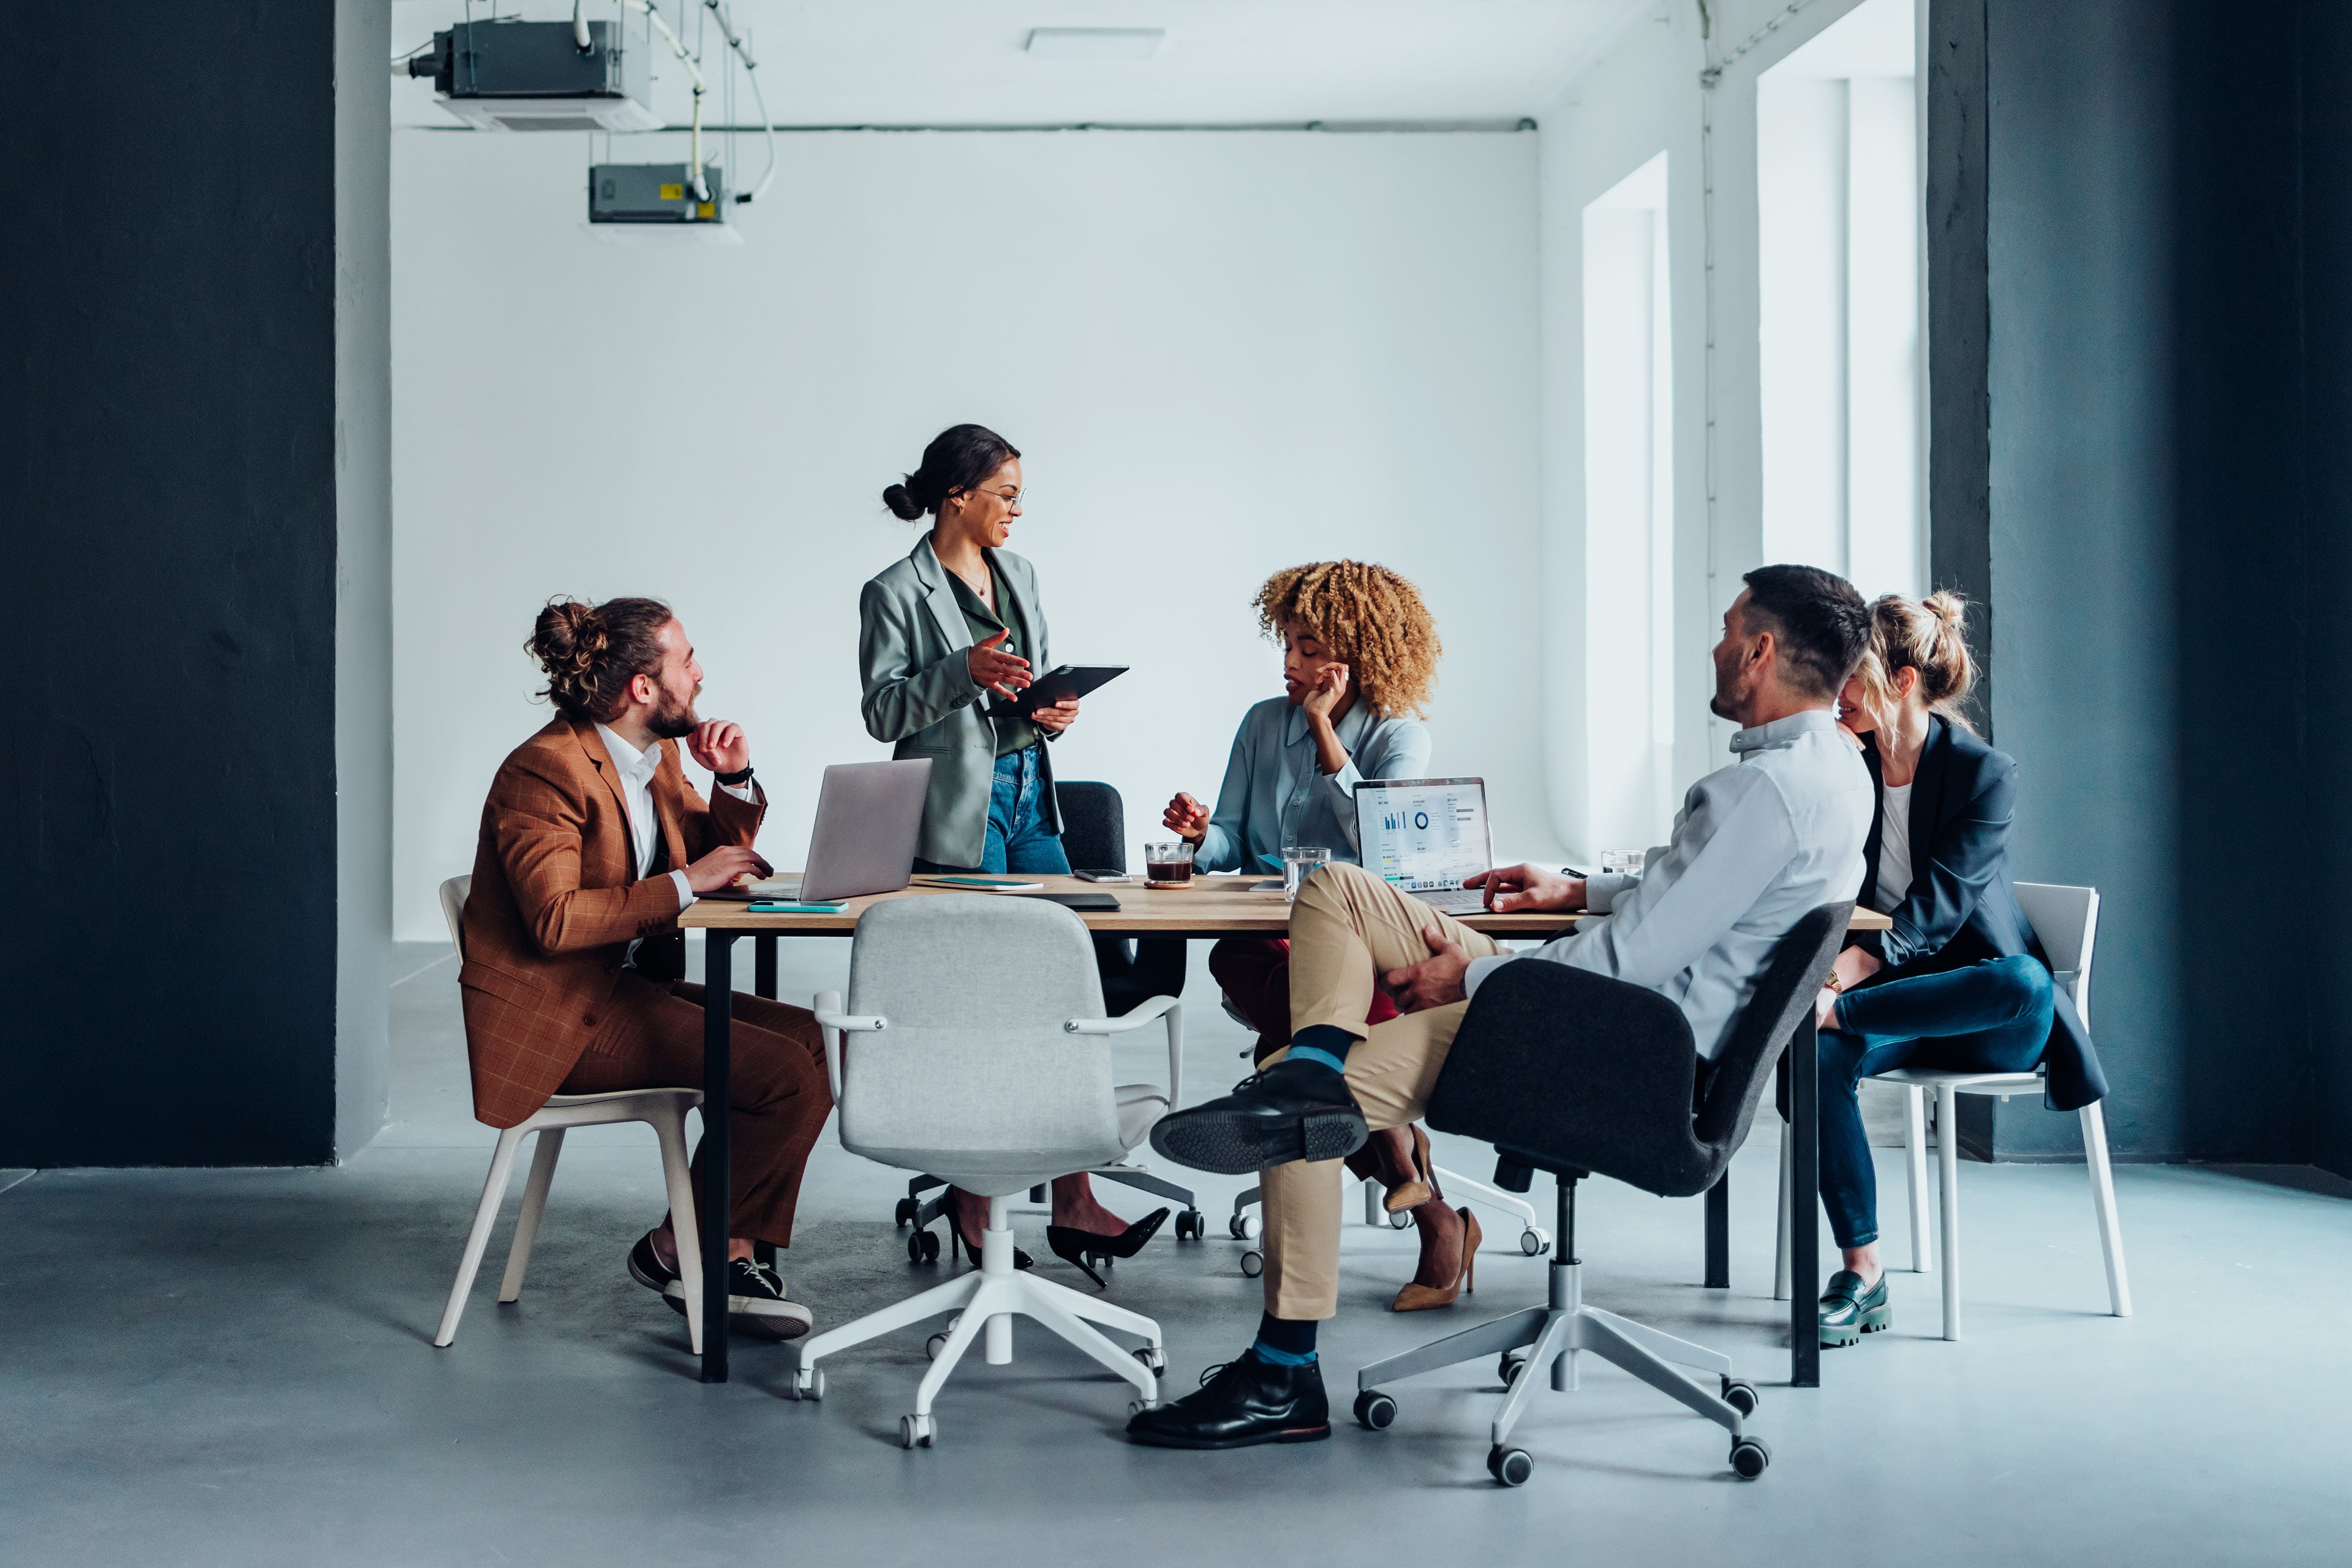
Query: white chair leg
435 1128 527 1348
1937 1084 1962 1341
652 1110 706 1357
1363 1178 1384 1227
2081 1102 2132 1317
1904 1085 1933 1273
499 1128 564 1303
1773 1127 1793 1302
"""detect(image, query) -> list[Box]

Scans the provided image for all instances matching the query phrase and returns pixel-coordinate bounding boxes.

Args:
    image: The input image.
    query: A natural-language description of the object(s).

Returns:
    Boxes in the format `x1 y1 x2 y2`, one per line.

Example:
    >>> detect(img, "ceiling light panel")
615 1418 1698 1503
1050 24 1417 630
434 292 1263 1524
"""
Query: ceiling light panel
1026 27 1166 60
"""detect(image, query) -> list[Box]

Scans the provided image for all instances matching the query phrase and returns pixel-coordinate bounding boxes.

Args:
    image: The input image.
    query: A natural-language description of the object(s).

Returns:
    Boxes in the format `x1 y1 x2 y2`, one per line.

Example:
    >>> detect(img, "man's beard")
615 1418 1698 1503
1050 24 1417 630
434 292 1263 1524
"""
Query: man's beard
647 685 699 740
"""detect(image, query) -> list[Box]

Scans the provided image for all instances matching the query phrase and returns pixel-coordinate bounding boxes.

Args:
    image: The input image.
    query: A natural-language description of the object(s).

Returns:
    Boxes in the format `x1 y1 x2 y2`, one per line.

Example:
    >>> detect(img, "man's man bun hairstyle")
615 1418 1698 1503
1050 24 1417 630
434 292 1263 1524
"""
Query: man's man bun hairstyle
882 423 1021 521
1739 564 1871 700
525 595 674 724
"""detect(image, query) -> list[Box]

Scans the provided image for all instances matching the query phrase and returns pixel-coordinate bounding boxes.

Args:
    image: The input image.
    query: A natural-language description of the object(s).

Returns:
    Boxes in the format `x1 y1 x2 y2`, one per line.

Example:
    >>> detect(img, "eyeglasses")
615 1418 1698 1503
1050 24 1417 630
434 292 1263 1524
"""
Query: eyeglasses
972 486 1022 507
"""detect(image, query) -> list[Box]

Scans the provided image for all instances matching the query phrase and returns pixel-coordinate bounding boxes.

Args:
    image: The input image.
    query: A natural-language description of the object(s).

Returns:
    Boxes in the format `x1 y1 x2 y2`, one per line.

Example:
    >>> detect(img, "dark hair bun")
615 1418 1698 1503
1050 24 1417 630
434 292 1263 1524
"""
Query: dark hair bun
527 598 608 718
881 483 924 521
883 424 1021 523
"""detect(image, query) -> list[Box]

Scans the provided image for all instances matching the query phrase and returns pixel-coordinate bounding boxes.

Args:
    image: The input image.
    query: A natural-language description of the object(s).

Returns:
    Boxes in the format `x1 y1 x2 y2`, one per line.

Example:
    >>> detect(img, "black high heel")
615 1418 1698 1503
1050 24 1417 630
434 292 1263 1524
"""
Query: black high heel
951 1221 1032 1272
1046 1208 1172 1288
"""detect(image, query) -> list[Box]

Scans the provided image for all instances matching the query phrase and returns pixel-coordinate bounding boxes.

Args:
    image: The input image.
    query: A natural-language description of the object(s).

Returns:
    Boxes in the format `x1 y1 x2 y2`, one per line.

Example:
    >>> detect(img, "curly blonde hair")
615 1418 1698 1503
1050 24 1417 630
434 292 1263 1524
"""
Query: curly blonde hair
1252 560 1442 718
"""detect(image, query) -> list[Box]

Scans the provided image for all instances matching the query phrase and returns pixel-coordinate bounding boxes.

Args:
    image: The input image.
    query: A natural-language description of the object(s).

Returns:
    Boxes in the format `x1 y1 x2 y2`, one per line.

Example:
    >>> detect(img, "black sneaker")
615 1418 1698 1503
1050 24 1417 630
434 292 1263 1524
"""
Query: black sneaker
663 1255 814 1341
1126 1351 1332 1449
1148 1058 1368 1175
627 1230 680 1296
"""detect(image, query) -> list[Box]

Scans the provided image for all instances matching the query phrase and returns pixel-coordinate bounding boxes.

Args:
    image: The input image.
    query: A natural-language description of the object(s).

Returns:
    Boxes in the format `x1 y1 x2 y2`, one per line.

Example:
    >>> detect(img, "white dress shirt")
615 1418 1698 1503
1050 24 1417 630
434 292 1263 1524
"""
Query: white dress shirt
1463 708 1872 1059
595 724 760 966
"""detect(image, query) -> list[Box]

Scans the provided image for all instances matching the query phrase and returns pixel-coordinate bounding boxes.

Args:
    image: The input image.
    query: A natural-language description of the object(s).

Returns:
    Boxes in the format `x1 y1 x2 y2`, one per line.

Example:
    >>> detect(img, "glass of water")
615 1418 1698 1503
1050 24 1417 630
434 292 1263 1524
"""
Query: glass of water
1282 845 1332 901
1599 849 1646 877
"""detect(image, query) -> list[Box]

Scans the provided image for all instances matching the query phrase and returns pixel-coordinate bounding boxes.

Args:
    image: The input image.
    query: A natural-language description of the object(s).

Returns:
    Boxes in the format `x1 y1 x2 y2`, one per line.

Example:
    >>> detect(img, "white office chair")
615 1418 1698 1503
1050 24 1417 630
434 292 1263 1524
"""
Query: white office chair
431 874 707 1352
1776 881 2131 1339
791 895 1175 1447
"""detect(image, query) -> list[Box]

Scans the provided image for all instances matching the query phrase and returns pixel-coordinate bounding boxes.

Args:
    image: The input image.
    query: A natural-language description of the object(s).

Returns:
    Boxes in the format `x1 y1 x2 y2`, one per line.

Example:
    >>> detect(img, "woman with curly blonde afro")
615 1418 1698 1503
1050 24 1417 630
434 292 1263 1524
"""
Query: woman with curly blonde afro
1161 561 1469 1310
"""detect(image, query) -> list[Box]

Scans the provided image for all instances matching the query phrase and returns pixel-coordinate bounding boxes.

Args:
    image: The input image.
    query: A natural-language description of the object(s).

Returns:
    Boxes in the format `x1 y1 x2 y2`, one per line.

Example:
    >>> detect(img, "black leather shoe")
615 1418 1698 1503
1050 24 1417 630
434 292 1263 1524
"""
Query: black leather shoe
1148 1059 1368 1175
1125 1351 1332 1449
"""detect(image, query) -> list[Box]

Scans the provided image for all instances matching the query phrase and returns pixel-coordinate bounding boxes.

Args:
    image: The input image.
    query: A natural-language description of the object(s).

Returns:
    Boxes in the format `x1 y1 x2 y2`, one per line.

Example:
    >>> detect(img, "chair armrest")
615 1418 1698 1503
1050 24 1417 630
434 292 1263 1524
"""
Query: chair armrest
1066 995 1183 1110
813 990 888 1103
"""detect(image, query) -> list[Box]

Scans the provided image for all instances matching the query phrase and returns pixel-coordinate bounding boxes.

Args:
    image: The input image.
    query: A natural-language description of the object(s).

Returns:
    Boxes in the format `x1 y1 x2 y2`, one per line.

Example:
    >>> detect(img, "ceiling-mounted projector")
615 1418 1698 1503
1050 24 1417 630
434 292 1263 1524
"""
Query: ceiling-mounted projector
409 18 657 133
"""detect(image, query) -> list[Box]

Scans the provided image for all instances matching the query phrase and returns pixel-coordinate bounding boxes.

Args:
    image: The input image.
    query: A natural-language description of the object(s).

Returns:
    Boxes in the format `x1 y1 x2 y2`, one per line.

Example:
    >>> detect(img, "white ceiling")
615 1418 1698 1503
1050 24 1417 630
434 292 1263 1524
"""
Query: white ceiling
390 0 1657 129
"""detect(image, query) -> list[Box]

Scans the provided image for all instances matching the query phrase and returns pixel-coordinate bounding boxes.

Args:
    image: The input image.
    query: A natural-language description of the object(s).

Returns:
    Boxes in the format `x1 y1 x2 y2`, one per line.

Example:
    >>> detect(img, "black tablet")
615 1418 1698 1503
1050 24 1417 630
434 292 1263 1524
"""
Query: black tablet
1009 664 1128 716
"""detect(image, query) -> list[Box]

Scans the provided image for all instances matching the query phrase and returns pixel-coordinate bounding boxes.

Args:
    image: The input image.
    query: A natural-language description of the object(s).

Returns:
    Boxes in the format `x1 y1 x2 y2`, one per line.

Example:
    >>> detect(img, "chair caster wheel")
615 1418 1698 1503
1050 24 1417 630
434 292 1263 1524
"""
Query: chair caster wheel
1127 1398 1158 1416
1240 1213 1262 1240
908 1229 941 1264
1134 1344 1167 1374
894 1197 918 1228
1239 1249 1264 1279
1721 1377 1760 1418
1498 1352 1527 1387
1353 1390 1396 1431
1520 1228 1546 1256
1387 1207 1412 1230
900 1413 936 1449
1174 1208 1206 1241
925 1332 950 1361
1487 1446 1532 1487
788 1366 824 1401
1730 1435 1771 1478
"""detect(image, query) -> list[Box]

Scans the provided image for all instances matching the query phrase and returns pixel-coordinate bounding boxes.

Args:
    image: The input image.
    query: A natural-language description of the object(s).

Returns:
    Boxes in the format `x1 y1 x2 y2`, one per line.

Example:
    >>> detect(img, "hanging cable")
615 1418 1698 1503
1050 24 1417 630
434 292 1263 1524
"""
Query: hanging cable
605 0 710 201
698 0 776 202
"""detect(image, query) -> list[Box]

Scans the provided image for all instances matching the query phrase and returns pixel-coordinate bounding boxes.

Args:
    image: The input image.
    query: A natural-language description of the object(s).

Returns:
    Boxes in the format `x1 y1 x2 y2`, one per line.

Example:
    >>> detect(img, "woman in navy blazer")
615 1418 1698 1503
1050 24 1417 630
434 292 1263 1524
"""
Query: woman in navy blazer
1811 592 2108 1349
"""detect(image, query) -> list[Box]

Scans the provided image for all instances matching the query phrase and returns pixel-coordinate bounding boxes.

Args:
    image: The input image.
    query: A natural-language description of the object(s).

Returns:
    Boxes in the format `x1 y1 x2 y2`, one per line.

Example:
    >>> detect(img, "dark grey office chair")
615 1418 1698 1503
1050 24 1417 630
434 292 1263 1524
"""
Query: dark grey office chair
1351 903 1850 1487
1054 780 1189 1014
890 781 1208 1248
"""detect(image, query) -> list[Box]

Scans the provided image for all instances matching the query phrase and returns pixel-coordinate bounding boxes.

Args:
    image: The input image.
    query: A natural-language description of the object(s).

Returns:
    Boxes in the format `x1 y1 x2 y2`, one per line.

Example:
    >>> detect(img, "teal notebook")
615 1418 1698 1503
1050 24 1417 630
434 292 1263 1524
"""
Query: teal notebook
747 901 848 914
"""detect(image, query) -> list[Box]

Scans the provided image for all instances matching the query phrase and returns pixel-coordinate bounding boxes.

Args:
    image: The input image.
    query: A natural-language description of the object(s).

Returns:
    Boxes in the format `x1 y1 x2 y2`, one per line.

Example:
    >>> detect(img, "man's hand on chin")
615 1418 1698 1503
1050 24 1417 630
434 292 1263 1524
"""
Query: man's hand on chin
1382 927 1474 1014
688 719 750 776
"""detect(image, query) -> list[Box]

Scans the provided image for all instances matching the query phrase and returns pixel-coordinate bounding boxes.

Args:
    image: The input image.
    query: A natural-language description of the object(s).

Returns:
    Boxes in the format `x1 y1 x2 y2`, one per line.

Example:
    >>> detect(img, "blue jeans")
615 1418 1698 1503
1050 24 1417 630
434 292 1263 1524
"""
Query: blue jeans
1817 954 2054 1249
913 745 1070 876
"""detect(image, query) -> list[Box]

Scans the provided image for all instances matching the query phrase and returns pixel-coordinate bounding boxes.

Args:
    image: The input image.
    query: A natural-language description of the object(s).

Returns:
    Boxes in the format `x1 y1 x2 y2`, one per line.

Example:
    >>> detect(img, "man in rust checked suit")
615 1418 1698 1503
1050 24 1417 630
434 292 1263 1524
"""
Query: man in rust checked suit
459 594 829 1337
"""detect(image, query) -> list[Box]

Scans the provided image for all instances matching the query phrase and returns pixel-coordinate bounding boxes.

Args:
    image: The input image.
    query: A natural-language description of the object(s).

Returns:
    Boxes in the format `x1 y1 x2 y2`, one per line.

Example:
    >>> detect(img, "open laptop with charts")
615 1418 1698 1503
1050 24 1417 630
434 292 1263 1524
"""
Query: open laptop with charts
1353 777 1493 914
747 759 932 903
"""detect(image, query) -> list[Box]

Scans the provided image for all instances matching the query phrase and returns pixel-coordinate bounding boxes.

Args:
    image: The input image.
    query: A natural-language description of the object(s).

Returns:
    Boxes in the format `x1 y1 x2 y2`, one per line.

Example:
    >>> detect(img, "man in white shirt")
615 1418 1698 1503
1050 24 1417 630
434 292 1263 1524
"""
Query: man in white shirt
1134 565 1874 1450
462 596 827 1340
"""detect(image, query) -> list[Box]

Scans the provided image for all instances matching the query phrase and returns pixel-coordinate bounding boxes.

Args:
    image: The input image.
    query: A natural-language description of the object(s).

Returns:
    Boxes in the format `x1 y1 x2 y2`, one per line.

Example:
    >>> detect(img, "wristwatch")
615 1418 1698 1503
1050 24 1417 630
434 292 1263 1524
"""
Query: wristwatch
714 764 755 787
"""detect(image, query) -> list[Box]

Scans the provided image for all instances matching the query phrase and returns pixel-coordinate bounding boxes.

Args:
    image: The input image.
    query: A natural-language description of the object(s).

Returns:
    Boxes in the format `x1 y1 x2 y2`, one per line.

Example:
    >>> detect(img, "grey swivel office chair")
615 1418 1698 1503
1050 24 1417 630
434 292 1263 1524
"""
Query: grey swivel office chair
890 781 1208 1248
1352 903 1850 1487
799 895 1180 1446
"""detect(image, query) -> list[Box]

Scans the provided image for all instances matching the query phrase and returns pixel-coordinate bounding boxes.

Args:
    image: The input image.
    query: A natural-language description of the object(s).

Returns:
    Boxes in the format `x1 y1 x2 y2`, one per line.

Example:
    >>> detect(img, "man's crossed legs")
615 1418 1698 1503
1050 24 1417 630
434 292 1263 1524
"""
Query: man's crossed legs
1134 863 1506 1447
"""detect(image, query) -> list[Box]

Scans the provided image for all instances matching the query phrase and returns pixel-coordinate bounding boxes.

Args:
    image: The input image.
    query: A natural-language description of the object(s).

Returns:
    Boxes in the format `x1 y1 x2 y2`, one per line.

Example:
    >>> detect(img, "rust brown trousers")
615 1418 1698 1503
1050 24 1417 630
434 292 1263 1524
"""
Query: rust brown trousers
459 717 831 1246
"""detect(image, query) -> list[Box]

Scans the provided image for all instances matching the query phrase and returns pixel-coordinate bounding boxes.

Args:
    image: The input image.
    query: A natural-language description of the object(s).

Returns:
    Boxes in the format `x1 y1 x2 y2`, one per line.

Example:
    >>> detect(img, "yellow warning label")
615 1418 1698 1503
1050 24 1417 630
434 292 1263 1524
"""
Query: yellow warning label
696 202 715 219
659 183 684 201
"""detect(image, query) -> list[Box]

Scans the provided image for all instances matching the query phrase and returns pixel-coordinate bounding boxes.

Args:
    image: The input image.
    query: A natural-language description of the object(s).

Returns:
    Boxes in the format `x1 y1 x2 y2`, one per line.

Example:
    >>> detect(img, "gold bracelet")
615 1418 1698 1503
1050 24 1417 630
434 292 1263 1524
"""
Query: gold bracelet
1823 973 1845 993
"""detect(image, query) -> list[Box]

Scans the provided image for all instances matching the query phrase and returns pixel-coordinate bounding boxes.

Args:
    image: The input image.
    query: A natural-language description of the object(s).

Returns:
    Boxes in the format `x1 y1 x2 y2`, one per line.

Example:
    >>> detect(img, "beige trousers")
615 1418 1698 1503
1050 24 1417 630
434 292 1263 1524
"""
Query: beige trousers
1262 862 1509 1319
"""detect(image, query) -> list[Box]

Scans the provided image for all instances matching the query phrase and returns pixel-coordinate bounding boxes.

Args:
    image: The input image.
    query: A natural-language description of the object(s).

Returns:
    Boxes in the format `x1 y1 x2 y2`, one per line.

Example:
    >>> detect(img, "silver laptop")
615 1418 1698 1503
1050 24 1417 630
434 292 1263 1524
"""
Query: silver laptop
760 760 932 902
1352 777 1494 914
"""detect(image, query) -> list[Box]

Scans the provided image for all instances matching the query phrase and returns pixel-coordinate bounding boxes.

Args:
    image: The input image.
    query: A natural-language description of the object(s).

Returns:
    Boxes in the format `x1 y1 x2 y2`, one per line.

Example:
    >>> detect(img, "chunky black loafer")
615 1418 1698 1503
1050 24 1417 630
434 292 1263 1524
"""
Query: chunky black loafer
1819 1268 1891 1348
1125 1351 1332 1449
1147 1058 1368 1175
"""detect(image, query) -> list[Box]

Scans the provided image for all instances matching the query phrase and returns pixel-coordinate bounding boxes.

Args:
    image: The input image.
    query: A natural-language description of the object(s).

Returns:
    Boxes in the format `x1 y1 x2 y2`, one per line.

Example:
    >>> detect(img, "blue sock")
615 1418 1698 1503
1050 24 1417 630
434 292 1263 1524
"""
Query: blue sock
1251 1311 1317 1366
1284 1023 1358 1077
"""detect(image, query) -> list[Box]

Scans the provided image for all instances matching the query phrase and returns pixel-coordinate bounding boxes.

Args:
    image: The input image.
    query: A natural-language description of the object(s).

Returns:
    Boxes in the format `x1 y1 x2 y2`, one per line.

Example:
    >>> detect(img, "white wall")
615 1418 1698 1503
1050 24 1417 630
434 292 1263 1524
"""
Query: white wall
1534 0 1883 859
391 129 1546 939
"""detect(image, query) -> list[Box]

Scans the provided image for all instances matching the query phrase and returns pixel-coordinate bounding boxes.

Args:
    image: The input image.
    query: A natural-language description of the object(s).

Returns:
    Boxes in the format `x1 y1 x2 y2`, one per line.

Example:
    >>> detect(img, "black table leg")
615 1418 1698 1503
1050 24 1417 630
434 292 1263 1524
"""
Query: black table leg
1791 1013 1820 1389
1704 1172 1730 1289
754 933 777 1001
701 931 735 1384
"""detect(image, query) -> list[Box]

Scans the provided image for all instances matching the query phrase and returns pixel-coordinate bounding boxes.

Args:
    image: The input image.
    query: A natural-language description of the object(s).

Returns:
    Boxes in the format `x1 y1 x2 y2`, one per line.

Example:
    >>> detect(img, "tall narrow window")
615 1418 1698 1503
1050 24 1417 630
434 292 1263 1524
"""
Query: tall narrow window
1757 0 1921 599
1581 153 1674 850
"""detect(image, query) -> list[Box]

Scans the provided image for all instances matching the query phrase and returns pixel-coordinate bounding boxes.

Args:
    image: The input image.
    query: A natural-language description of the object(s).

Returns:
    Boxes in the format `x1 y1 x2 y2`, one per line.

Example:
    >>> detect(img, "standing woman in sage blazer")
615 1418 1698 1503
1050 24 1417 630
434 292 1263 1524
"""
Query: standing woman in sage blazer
858 422 1168 1271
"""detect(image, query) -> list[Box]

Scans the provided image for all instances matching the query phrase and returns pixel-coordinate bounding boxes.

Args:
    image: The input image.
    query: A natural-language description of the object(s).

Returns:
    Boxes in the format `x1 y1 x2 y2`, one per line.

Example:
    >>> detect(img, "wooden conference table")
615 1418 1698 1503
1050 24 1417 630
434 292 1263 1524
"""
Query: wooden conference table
678 874 1890 1388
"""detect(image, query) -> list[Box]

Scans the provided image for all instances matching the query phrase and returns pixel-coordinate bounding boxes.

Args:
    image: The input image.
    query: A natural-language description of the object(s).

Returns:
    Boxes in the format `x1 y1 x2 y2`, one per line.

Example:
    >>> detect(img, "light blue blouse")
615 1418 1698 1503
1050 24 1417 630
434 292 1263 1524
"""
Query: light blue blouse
1193 696 1433 874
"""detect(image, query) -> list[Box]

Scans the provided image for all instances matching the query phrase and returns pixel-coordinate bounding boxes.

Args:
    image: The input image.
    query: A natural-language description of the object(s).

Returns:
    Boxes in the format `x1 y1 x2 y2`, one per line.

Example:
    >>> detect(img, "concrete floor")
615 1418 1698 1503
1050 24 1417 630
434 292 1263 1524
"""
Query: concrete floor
5 940 2348 1566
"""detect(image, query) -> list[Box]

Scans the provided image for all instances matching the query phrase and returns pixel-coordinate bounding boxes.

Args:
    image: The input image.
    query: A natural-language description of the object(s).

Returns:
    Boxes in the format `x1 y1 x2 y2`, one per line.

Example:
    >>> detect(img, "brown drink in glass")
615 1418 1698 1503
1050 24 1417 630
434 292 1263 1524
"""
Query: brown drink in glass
1144 840 1195 889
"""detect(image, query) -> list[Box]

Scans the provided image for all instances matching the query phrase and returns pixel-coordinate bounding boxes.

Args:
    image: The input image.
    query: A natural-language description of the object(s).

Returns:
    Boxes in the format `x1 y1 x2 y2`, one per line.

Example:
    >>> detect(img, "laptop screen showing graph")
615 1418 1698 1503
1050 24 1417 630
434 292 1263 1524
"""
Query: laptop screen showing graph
1354 778 1493 910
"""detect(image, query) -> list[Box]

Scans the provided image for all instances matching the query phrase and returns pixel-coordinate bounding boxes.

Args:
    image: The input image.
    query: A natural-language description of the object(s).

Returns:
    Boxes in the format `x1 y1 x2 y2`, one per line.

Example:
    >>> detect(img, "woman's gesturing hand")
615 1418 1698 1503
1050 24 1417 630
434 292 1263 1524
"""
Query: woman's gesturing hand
1032 697 1080 734
1162 791 1210 843
967 629 1031 701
